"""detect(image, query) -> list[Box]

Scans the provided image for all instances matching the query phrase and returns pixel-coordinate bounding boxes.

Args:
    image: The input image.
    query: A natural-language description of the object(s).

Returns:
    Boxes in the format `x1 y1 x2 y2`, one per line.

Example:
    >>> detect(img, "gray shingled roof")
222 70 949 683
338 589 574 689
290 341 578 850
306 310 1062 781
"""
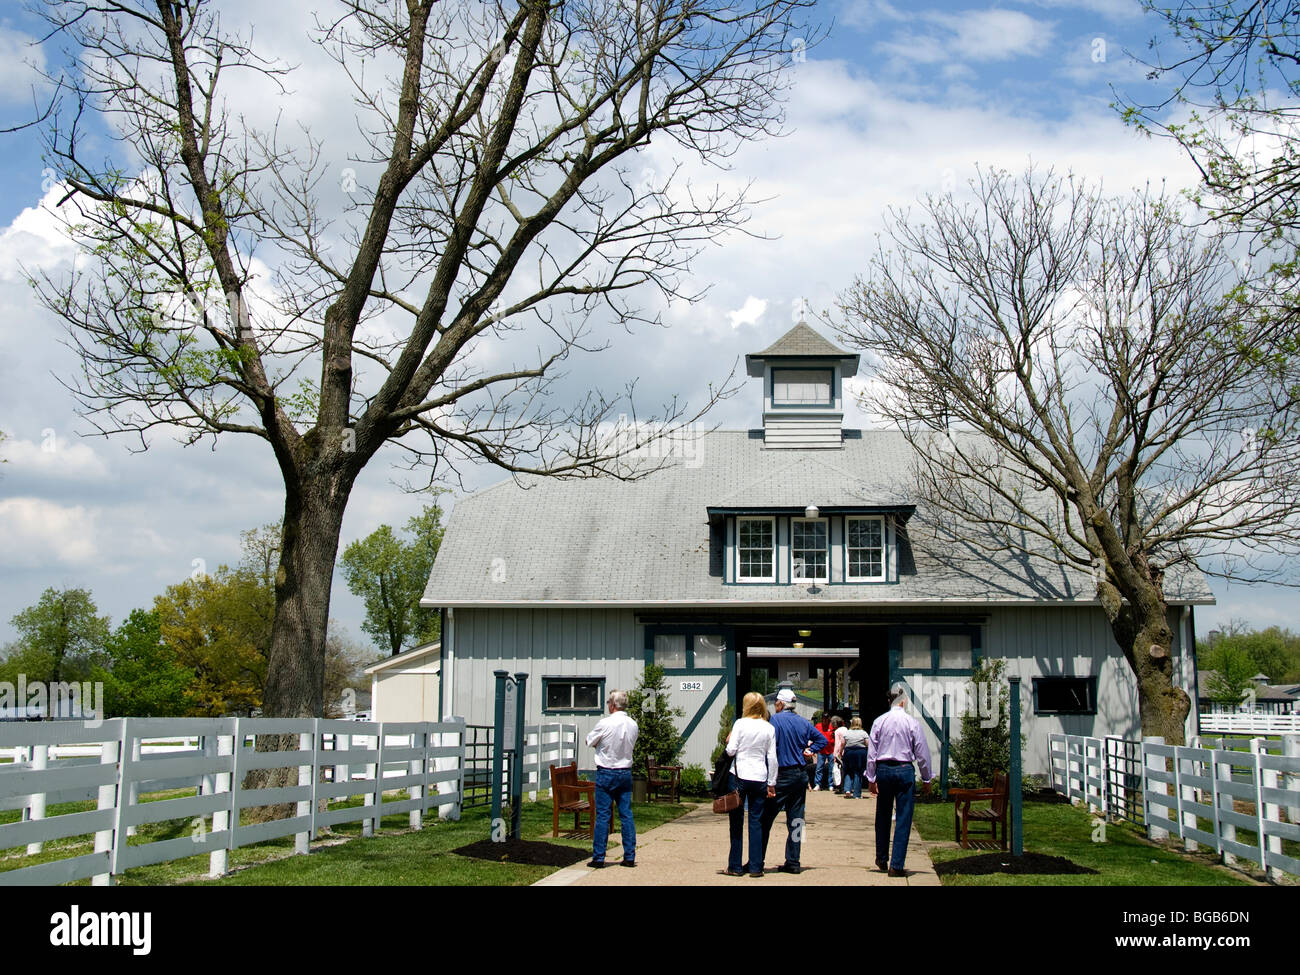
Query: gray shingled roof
421 429 1215 607
756 322 854 358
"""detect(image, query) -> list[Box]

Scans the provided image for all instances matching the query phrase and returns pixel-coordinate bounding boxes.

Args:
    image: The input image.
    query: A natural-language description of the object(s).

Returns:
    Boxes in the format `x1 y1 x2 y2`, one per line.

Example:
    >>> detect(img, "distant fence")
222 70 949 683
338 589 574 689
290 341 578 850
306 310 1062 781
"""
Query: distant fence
0 717 473 886
1048 732 1300 882
1198 713 1300 734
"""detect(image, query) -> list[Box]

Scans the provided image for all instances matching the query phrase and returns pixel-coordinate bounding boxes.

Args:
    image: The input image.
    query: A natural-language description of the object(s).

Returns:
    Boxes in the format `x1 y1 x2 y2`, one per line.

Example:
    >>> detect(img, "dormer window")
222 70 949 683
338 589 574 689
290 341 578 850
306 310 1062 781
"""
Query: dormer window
791 518 829 582
737 517 775 581
772 368 832 407
846 516 886 581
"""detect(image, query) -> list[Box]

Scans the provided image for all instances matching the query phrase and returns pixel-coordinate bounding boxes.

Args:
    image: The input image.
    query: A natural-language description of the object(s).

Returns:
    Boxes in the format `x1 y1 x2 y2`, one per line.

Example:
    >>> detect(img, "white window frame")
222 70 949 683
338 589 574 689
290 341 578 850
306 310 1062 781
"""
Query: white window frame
790 517 829 584
846 516 887 582
736 516 776 582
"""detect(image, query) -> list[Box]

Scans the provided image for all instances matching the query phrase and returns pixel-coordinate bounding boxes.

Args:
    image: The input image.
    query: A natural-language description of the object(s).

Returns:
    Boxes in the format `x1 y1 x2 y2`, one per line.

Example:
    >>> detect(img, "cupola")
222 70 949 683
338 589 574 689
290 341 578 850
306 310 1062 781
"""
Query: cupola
745 322 860 449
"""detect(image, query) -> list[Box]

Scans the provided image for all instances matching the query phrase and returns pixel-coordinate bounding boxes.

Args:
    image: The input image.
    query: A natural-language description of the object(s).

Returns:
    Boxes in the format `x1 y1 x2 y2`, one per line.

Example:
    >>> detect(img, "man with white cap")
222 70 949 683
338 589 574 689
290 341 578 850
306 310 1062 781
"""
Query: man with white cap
760 687 827 874
867 683 932 876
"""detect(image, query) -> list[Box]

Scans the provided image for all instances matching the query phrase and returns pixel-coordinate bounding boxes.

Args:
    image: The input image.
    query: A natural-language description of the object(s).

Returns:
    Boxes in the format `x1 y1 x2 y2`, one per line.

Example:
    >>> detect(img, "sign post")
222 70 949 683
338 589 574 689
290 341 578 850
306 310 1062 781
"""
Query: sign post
491 670 529 842
1008 676 1023 856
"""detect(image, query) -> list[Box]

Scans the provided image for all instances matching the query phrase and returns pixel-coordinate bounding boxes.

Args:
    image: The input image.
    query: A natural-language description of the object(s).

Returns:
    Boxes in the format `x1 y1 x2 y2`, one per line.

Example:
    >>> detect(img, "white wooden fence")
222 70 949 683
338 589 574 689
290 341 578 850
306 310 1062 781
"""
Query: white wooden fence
520 722 582 800
1198 712 1300 734
1048 732 1300 881
0 717 472 886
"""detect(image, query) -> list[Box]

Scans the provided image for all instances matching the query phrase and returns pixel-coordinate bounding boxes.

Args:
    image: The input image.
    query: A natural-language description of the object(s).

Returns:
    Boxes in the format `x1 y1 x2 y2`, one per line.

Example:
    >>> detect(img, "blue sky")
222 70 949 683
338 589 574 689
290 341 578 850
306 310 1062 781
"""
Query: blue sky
0 0 1287 653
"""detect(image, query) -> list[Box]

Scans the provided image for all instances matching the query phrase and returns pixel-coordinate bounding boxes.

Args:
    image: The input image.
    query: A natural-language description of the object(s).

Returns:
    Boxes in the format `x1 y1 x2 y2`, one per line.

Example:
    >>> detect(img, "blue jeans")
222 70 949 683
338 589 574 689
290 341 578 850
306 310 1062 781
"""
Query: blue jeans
761 766 808 868
814 753 834 789
728 776 767 874
874 762 915 870
842 748 867 798
592 767 635 863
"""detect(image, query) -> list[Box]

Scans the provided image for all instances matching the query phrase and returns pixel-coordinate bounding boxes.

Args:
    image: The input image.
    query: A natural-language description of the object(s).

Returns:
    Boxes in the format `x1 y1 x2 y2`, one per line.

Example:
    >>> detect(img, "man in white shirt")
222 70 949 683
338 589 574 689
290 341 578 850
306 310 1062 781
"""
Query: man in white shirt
585 689 639 868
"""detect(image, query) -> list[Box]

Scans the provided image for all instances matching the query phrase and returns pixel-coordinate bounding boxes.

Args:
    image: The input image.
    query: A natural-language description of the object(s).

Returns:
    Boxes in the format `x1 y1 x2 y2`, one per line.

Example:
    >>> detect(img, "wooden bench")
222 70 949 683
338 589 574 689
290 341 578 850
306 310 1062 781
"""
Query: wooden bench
550 762 596 838
951 770 1010 850
647 761 683 803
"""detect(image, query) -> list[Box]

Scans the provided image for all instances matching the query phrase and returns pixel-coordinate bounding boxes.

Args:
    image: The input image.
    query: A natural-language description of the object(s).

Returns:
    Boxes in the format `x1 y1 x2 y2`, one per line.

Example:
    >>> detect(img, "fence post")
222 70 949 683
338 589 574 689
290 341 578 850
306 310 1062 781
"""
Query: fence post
209 722 234 878
24 744 47 855
1251 737 1282 882
92 735 119 886
336 730 350 803
365 728 384 837
1213 747 1237 867
1142 737 1168 842
1284 735 1300 826
409 727 425 830
295 725 313 855
1175 746 1197 852
125 732 141 838
110 718 134 875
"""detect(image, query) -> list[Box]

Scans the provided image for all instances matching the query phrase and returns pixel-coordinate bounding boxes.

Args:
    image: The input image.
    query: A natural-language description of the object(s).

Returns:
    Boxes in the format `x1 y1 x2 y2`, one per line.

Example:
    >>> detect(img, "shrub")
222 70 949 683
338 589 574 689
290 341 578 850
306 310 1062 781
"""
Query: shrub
679 763 710 797
627 664 685 778
711 701 735 766
948 657 1025 789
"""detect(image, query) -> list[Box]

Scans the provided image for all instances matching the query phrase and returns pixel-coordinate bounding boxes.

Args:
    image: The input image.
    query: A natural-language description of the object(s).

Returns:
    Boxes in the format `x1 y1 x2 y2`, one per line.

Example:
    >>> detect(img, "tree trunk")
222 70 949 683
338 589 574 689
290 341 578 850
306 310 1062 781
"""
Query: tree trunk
1098 569 1190 746
243 466 355 822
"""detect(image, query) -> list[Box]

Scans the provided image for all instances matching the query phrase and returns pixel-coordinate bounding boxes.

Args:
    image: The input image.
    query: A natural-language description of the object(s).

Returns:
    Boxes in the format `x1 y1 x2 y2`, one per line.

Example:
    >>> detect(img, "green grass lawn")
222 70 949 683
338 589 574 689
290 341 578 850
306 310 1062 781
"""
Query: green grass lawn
2 791 692 886
911 794 1256 886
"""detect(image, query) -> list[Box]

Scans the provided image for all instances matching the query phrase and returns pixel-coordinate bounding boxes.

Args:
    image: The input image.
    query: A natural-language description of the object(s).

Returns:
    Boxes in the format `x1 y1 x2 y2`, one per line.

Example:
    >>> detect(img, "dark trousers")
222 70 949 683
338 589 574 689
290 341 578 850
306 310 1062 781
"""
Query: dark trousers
592 767 635 863
728 776 767 874
874 762 916 870
761 766 808 867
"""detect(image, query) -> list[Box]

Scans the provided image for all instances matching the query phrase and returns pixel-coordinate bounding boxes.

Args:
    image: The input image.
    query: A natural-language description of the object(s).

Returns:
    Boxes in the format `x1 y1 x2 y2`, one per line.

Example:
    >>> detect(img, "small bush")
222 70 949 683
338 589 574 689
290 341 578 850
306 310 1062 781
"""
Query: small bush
679 763 709 797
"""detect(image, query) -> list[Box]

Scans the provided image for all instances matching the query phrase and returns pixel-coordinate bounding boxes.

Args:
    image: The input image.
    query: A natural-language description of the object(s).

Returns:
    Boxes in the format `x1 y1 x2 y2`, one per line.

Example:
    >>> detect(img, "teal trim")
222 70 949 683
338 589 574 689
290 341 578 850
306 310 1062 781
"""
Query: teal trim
645 624 736 753
540 676 606 716
678 676 726 743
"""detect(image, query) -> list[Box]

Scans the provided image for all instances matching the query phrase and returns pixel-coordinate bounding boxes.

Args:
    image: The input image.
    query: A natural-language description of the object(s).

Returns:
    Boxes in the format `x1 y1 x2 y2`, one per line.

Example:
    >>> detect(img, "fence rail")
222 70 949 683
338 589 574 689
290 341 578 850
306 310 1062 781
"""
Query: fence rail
1198 713 1300 734
1048 731 1300 882
0 716 481 886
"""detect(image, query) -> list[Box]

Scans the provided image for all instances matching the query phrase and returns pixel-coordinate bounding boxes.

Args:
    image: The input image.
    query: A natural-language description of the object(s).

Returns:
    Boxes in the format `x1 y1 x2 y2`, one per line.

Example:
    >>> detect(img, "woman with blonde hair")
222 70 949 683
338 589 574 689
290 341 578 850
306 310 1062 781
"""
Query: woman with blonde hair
836 715 870 799
723 691 777 877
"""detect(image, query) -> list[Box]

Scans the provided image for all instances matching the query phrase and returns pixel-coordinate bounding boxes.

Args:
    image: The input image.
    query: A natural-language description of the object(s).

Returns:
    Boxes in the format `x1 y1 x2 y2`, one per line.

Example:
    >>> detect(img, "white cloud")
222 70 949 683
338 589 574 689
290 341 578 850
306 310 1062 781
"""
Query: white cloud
0 436 111 482
727 296 769 329
0 498 98 567
0 27 45 103
876 9 1056 65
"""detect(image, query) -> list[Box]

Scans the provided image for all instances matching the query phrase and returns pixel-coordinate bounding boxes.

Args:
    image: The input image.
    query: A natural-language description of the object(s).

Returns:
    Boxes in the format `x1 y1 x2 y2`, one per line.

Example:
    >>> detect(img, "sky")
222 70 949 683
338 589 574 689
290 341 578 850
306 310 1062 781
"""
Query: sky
0 0 1291 654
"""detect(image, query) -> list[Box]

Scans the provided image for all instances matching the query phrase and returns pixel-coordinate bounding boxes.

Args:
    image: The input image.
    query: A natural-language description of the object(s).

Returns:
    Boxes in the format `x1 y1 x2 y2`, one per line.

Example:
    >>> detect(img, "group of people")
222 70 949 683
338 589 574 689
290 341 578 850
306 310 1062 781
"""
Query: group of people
720 684 932 876
580 682 934 879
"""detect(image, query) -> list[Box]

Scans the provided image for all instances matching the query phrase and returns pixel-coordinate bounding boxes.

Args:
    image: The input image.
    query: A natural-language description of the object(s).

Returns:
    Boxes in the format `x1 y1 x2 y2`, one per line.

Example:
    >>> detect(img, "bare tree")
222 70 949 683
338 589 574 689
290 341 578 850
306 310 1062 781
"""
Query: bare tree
22 0 813 719
1121 2 1300 319
837 168 1300 744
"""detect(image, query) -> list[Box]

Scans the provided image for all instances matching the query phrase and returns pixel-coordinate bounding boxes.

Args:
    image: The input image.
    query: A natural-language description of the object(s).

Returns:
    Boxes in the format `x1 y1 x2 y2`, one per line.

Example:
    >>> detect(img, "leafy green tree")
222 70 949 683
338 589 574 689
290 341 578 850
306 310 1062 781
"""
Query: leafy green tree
93 609 194 717
949 658 1014 790
340 500 445 656
155 568 269 716
627 665 685 779
7 587 110 684
1199 623 1300 685
1199 642 1260 708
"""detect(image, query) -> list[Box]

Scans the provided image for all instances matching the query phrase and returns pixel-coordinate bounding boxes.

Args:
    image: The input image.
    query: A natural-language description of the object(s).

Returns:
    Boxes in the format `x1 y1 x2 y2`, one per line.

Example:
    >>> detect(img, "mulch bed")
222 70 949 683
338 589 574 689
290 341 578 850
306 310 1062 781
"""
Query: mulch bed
935 852 1099 876
452 838 591 868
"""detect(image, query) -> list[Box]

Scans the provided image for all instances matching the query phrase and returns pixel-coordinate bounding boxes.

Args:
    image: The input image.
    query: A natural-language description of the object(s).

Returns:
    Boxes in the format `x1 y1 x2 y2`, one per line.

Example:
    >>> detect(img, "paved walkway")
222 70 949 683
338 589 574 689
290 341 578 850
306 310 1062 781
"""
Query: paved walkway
535 788 941 886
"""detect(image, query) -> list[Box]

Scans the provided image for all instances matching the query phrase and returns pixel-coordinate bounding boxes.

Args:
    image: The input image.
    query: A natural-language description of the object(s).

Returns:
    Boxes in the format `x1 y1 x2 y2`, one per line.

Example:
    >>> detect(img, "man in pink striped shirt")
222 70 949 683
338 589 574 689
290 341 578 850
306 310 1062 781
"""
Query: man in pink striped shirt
867 683 932 876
